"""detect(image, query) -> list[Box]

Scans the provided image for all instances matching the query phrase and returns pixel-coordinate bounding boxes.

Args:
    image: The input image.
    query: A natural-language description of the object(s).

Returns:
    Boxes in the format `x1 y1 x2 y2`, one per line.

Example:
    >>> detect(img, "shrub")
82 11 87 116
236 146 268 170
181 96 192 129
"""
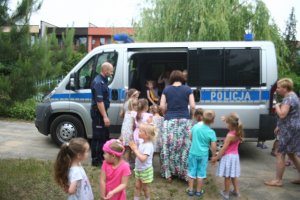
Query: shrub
7 99 36 120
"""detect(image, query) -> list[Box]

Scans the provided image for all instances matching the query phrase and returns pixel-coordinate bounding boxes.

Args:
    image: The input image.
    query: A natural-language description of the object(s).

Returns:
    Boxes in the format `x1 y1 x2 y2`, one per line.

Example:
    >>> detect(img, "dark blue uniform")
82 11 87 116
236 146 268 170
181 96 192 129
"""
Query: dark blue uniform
90 74 110 166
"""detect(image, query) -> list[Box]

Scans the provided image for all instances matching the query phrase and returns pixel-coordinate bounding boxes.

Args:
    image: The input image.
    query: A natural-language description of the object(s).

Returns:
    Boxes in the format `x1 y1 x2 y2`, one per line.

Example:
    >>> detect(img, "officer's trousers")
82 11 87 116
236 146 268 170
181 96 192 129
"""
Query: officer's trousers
90 109 110 166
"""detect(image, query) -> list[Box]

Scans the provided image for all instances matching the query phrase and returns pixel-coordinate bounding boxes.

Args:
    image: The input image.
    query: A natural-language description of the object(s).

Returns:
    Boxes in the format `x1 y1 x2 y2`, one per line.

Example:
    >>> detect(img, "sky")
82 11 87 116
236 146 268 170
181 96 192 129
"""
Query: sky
9 0 300 39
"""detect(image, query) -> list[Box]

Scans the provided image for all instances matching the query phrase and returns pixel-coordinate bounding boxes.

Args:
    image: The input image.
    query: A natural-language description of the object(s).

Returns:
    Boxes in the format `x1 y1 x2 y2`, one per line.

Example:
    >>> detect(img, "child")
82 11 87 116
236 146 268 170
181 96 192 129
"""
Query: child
150 104 164 153
146 80 159 106
120 88 140 118
54 138 94 200
133 98 153 145
186 110 217 197
129 123 157 200
192 108 204 126
100 139 131 200
211 113 244 200
121 98 138 162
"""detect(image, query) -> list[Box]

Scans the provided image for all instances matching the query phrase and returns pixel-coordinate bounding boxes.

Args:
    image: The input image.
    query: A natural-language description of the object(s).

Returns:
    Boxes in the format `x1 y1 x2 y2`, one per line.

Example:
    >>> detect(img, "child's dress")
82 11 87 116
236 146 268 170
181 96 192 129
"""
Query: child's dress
121 111 137 146
216 131 241 178
152 115 164 152
101 160 131 200
133 112 153 145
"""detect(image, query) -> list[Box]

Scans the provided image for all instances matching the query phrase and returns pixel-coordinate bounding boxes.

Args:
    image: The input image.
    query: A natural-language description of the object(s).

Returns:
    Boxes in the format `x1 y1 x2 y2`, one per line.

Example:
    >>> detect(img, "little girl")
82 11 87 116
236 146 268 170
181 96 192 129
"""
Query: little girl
211 113 244 200
129 123 157 200
120 88 140 118
120 98 138 162
100 139 131 200
150 104 164 153
54 138 94 200
133 98 153 145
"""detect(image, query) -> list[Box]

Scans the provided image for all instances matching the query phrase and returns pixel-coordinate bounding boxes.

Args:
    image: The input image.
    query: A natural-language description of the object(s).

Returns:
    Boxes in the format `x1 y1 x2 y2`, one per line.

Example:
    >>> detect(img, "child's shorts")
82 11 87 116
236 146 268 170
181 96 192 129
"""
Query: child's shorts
135 167 153 183
188 154 209 179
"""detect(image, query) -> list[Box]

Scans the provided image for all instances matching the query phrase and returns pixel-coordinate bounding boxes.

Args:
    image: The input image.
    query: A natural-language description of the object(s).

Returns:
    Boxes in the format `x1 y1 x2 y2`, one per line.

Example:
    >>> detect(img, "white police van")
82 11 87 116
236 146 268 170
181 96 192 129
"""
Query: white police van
35 41 278 145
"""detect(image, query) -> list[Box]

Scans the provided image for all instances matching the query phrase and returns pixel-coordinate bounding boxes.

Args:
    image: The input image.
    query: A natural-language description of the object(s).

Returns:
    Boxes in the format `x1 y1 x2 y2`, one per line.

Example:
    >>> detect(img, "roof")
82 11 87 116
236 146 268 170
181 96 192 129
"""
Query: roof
88 27 134 36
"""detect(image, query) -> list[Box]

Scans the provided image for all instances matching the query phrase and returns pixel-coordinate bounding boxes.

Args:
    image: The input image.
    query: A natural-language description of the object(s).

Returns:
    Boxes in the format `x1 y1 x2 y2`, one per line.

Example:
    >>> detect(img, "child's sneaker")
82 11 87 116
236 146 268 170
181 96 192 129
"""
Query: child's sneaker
195 189 204 197
230 189 241 198
220 191 229 200
186 188 194 196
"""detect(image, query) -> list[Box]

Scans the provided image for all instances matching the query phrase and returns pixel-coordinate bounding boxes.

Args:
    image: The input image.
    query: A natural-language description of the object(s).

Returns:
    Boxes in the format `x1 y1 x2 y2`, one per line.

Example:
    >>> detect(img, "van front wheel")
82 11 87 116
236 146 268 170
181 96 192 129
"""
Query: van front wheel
50 115 85 146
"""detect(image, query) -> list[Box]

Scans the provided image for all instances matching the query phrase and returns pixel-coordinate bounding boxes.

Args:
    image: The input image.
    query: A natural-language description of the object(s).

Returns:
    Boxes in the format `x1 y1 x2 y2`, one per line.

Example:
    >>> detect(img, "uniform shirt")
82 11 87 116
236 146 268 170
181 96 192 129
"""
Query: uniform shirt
68 165 94 200
162 85 192 120
189 123 217 157
91 74 110 110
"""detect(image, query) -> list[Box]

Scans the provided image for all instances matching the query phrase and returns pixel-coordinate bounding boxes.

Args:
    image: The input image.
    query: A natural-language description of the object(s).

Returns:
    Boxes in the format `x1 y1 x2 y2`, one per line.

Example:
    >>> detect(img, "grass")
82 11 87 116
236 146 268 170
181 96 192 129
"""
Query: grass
0 159 219 200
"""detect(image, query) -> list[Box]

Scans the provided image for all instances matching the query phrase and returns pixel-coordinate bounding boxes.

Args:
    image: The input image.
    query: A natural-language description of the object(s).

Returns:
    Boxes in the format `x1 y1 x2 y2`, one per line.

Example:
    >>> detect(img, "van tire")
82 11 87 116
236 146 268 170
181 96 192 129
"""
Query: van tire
50 115 85 146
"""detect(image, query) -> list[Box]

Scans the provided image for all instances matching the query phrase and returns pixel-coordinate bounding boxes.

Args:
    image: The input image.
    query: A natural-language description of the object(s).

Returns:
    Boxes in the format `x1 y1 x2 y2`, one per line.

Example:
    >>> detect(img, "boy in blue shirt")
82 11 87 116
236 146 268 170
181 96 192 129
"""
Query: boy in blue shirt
187 110 217 197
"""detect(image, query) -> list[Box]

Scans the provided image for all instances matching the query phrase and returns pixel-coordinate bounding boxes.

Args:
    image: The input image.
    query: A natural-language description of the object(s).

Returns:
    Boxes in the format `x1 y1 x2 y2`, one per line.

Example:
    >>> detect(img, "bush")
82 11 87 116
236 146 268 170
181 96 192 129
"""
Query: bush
7 99 36 121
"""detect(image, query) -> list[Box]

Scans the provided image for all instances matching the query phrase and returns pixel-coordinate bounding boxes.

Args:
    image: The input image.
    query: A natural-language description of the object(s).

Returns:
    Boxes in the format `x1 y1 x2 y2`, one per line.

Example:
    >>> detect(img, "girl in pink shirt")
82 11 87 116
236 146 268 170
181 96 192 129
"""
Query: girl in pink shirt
211 113 244 200
100 139 131 200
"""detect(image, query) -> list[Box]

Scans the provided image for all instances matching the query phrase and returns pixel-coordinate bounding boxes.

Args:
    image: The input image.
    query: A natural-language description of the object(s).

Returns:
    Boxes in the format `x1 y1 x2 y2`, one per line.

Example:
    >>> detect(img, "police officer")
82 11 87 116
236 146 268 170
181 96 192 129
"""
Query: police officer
90 62 114 166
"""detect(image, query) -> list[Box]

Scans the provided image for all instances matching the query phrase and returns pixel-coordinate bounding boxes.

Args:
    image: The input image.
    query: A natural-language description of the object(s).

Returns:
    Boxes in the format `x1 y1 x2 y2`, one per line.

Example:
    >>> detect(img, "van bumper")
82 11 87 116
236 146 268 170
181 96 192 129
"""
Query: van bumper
35 102 52 136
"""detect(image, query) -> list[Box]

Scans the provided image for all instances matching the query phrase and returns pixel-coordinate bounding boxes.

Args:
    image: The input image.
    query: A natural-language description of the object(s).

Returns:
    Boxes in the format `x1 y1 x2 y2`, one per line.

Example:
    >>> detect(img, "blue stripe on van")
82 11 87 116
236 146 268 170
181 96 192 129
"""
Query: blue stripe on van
200 89 270 102
50 88 126 101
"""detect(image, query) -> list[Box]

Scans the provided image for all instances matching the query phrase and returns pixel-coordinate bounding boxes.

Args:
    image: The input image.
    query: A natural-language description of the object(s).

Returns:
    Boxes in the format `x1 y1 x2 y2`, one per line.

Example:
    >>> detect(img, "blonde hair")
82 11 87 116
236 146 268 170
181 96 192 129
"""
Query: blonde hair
54 138 88 189
128 98 138 111
225 113 244 141
109 140 125 157
277 78 293 91
140 123 157 141
202 110 215 124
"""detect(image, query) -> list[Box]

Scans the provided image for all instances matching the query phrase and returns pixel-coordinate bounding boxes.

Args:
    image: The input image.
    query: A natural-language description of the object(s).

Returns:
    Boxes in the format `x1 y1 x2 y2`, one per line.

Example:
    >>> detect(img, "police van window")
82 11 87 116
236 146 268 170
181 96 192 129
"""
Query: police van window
188 48 260 87
95 52 118 84
189 49 223 87
78 57 94 89
224 49 260 87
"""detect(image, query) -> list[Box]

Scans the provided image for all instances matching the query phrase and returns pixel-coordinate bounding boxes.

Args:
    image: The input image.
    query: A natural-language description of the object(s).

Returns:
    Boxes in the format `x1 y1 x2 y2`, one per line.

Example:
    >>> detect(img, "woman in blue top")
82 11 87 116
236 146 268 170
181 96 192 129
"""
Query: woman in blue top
159 70 196 181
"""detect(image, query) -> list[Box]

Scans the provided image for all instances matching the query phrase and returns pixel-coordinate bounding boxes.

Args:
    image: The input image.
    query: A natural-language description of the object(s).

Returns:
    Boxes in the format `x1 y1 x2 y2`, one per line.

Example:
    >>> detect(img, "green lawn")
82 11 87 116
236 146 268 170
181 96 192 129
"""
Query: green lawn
0 159 219 200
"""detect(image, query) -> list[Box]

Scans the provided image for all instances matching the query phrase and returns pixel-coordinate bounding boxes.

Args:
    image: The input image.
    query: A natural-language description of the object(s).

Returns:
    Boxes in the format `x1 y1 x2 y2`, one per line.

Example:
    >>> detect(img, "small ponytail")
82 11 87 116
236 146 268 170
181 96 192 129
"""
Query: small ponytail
54 138 87 189
236 120 244 142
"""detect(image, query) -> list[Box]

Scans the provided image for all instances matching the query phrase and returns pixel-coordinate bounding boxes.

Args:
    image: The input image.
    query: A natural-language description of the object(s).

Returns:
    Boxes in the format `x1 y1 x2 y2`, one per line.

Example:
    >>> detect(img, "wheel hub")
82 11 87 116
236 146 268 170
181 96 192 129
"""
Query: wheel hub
57 122 76 141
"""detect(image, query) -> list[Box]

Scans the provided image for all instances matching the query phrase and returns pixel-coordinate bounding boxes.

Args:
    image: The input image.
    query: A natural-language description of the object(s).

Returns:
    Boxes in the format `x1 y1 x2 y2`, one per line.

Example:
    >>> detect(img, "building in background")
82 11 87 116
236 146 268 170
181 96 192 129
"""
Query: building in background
41 21 134 52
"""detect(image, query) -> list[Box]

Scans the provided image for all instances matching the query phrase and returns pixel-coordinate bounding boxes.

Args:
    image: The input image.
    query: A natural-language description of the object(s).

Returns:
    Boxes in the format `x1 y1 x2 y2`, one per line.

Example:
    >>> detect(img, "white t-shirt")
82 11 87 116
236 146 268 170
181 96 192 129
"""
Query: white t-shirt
68 165 94 200
135 142 154 171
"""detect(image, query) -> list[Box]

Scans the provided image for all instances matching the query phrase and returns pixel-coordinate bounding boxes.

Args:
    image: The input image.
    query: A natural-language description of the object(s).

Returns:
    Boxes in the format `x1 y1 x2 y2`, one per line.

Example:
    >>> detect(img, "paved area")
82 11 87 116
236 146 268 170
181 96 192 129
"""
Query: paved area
0 120 299 199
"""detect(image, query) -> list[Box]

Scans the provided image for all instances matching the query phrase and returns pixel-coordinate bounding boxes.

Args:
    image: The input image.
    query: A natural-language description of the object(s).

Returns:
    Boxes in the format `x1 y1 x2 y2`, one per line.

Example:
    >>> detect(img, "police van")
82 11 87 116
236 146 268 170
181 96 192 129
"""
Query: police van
35 41 278 145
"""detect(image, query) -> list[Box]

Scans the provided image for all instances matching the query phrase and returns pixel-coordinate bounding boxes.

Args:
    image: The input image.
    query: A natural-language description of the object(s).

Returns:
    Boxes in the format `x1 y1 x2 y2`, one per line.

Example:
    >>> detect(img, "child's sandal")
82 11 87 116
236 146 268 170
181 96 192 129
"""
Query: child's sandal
186 188 194 196
195 189 204 197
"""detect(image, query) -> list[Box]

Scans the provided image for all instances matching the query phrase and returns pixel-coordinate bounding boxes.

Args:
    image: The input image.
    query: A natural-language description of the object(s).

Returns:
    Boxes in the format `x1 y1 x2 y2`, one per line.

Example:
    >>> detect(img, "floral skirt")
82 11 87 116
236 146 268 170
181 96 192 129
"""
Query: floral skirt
160 118 192 181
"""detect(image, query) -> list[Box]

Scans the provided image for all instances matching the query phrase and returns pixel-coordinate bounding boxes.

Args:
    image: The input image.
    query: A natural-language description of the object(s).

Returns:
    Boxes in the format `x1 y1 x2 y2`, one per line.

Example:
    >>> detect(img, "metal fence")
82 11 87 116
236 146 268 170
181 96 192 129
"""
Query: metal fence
34 76 64 101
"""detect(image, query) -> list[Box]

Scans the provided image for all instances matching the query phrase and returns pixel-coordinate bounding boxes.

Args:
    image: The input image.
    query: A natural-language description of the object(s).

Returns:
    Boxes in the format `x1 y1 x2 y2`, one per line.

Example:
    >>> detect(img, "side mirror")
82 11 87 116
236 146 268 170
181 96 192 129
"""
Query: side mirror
69 73 78 90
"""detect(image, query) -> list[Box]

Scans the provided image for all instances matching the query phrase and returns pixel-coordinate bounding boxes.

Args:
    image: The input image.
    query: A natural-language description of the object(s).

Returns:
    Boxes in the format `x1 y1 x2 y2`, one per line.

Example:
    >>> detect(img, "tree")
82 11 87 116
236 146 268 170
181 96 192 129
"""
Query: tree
133 0 289 73
283 7 298 73
0 1 85 102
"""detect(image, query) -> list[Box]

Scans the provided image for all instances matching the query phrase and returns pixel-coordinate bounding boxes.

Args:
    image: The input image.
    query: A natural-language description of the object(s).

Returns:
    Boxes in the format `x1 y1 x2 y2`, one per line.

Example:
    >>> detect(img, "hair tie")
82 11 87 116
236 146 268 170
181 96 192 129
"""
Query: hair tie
103 139 124 157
